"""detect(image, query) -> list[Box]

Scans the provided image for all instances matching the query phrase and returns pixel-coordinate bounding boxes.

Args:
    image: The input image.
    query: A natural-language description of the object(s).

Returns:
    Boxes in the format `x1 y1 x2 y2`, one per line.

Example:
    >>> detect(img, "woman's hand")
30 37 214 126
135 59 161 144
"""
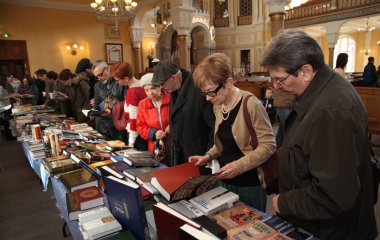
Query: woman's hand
189 155 209 167
164 125 170 134
215 162 239 179
101 109 111 117
155 130 166 139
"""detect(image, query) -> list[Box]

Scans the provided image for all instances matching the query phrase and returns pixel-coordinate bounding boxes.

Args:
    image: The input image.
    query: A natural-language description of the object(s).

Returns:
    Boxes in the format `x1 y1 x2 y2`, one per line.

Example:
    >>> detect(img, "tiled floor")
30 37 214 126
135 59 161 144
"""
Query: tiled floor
269 125 380 239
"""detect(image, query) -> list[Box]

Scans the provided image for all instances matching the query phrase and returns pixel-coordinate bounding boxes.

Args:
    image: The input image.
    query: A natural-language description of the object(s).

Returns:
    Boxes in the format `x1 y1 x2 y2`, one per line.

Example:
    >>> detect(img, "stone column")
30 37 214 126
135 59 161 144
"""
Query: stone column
322 21 346 67
170 5 193 70
228 0 236 29
263 0 291 37
129 26 144 77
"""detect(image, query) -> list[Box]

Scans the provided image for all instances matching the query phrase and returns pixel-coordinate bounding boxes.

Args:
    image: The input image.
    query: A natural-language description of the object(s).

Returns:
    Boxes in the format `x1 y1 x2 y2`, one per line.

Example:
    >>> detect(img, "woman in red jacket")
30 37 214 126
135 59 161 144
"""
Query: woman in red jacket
137 73 170 165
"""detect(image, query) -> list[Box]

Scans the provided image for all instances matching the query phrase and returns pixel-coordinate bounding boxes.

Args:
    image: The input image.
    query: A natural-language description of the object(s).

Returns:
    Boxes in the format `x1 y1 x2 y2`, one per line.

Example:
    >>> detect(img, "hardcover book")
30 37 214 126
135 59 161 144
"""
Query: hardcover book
208 203 262 230
189 186 239 215
44 158 80 175
100 230 137 240
226 220 276 240
262 215 313 240
73 186 104 210
151 162 220 202
193 215 227 239
168 200 204 219
78 207 122 240
123 167 155 181
152 202 202 240
106 145 133 151
98 162 131 192
178 224 219 240
44 155 71 163
66 192 82 221
59 168 99 192
70 153 102 179
86 151 112 161
124 151 155 158
123 156 160 167
136 171 156 185
111 155 124 162
104 176 151 240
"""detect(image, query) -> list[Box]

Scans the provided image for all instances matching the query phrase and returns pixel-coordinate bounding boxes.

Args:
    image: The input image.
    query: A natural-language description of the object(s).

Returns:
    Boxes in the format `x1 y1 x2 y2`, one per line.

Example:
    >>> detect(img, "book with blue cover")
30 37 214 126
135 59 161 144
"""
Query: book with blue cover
263 215 313 240
104 176 151 240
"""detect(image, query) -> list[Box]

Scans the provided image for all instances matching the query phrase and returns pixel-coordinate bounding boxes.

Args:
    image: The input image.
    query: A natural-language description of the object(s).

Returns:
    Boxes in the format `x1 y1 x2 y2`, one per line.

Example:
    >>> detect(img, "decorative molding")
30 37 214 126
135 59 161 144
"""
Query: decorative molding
0 0 91 12
129 26 144 43
285 6 380 28
104 23 121 40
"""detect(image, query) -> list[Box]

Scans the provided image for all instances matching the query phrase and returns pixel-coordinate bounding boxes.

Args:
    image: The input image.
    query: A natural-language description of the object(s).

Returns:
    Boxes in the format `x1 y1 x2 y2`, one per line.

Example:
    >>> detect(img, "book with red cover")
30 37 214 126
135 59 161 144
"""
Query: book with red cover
73 186 104 210
151 162 219 202
152 202 202 240
140 184 154 201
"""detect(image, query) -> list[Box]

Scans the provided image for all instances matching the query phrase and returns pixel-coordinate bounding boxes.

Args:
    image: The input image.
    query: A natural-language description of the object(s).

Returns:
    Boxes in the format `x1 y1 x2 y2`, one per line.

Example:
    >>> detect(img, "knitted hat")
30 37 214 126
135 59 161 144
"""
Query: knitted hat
140 73 158 87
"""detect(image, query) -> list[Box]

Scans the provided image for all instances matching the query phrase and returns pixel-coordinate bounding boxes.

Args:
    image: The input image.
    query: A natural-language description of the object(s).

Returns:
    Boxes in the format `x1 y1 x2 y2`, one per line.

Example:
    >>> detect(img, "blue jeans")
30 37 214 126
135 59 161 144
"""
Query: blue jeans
275 107 291 147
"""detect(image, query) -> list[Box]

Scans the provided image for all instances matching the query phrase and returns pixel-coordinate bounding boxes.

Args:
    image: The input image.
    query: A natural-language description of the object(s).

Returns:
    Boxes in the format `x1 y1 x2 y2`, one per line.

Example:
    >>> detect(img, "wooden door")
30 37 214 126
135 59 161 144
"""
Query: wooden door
0 40 30 79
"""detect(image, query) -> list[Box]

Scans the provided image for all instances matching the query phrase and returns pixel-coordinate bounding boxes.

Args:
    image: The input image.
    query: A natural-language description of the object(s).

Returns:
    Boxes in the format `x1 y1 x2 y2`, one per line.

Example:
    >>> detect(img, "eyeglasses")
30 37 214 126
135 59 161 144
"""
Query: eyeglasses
96 68 105 79
270 73 291 85
199 84 223 97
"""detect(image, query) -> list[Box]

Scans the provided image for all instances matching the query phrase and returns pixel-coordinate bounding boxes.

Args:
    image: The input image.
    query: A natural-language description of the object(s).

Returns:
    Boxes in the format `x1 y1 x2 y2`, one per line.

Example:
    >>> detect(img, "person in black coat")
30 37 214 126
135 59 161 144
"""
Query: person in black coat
152 60 215 172
261 87 276 125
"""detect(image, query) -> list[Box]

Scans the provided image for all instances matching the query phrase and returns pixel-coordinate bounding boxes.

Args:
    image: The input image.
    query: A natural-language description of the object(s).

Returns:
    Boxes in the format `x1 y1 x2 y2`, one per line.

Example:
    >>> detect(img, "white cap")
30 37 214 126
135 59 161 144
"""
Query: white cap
152 58 160 63
140 73 158 87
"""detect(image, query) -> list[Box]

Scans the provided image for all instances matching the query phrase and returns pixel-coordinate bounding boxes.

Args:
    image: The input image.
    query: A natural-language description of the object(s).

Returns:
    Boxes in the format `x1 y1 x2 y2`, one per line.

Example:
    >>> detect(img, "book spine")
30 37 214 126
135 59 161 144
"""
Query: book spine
71 154 102 179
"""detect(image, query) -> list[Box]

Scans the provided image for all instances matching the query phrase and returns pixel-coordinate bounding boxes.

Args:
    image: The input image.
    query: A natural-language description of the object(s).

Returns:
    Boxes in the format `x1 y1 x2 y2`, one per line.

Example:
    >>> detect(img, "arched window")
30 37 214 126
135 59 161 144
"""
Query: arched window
334 35 356 72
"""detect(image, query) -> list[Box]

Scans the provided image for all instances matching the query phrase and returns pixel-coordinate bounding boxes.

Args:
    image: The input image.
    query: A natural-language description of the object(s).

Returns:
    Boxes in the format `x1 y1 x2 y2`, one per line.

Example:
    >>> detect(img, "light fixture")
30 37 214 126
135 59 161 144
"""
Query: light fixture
66 44 84 56
3 33 10 38
358 18 375 32
90 0 138 32
360 49 371 55
148 42 154 56
218 0 226 3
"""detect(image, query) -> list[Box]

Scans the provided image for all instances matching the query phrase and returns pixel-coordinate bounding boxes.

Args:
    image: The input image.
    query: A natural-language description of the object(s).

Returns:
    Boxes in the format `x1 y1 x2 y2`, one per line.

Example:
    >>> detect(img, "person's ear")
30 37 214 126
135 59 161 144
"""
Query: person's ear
301 64 314 82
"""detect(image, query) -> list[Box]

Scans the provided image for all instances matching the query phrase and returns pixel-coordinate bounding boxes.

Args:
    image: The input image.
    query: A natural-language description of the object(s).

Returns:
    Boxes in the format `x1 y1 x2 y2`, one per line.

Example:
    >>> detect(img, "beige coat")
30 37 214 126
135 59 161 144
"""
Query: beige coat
206 90 276 177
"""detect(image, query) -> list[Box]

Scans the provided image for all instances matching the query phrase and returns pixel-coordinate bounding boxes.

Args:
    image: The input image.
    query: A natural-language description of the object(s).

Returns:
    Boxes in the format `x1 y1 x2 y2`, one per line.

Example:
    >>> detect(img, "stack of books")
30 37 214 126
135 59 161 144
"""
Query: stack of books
28 139 46 159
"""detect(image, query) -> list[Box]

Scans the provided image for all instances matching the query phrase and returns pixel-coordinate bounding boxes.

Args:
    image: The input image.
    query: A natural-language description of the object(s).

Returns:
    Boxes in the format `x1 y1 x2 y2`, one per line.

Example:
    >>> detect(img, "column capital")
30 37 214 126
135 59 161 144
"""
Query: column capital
263 0 291 13
170 6 194 36
129 26 144 47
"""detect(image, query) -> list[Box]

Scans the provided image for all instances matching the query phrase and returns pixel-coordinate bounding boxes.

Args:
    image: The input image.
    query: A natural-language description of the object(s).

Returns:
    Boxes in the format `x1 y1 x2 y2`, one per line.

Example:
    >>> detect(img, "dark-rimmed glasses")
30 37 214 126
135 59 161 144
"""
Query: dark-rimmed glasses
270 73 291 85
199 84 223 97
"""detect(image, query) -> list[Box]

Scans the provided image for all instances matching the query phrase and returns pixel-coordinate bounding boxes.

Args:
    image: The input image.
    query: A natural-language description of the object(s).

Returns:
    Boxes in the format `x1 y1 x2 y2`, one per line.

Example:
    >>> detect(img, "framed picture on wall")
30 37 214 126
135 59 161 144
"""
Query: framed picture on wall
105 43 123 64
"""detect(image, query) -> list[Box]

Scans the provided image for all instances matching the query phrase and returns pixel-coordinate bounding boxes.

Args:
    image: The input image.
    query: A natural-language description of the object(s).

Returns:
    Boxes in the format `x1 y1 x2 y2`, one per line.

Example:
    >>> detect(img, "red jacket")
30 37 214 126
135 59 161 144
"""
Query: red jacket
137 90 170 153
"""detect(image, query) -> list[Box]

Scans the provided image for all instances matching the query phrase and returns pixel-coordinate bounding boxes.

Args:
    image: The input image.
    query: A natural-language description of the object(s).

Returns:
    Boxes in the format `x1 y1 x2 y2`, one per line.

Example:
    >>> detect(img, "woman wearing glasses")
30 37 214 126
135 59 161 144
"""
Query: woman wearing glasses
189 53 276 212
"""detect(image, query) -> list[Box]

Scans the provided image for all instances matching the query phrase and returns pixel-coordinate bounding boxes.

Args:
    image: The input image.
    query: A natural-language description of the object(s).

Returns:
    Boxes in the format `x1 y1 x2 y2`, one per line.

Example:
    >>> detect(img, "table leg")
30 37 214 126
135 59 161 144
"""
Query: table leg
62 221 67 237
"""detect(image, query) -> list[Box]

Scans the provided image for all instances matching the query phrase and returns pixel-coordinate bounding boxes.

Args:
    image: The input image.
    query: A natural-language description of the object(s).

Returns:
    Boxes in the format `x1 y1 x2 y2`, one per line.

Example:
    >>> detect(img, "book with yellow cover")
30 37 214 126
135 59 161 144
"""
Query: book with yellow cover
226 220 276 240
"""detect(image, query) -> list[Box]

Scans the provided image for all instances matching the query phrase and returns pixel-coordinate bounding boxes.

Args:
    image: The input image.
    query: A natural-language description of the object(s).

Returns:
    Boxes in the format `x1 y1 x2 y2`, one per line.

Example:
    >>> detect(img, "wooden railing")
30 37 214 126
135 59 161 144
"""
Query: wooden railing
237 16 252 26
214 18 229 28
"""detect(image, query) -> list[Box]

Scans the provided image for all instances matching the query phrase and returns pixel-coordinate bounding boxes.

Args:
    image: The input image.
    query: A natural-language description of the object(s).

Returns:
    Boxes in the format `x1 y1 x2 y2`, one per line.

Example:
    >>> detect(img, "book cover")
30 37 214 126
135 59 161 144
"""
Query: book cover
151 164 220 202
136 171 156 185
88 160 114 169
59 168 99 192
152 202 202 240
44 158 80 175
123 167 155 181
104 176 151 240
78 207 122 240
193 215 227 239
98 162 130 192
66 192 82 221
142 182 159 195
140 184 154 201
106 140 126 147
95 142 108 150
70 151 91 163
265 232 292 240
226 220 276 240
44 155 71 163
70 153 102 179
178 223 219 240
111 155 124 162
209 203 262 230
123 156 160 167
86 151 112 161
106 145 133 151
189 186 239 215
262 215 313 240
124 151 155 158
73 186 104 210
168 200 204 219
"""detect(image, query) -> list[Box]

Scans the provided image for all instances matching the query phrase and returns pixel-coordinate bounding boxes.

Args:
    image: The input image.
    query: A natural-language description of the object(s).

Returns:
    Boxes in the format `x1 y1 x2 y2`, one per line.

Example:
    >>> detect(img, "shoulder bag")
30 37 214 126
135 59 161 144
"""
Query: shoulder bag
243 94 279 195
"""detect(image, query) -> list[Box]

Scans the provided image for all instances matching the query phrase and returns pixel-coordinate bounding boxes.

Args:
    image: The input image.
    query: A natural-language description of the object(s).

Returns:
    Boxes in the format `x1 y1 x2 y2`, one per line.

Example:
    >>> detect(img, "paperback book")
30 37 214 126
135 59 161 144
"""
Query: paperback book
262 215 313 240
226 220 276 240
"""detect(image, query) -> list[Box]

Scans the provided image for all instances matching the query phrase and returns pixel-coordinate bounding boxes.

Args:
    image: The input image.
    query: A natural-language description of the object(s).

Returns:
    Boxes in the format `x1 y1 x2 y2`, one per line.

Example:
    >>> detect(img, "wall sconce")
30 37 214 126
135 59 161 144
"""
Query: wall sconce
66 44 84 56
148 42 155 56
377 41 380 46
210 25 215 40
360 49 371 55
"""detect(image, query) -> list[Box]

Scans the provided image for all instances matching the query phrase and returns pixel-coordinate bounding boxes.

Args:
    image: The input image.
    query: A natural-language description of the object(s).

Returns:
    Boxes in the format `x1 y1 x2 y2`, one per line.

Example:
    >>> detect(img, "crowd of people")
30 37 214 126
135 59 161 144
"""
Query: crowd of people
0 29 378 239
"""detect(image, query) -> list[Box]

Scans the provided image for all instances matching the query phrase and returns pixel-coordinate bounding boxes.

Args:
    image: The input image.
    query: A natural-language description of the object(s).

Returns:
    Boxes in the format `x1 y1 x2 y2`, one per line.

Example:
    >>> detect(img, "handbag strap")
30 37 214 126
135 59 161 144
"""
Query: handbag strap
243 95 259 149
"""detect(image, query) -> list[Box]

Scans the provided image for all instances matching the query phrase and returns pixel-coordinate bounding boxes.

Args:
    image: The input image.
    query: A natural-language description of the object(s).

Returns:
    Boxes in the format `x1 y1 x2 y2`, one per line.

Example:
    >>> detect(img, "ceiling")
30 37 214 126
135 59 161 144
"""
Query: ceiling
1 0 379 35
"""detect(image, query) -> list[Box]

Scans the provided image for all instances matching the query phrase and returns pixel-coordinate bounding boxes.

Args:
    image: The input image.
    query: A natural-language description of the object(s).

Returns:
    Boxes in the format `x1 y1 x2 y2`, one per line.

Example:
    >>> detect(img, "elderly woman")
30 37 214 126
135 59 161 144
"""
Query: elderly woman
137 73 170 165
189 53 276 211
110 61 147 150
0 74 15 139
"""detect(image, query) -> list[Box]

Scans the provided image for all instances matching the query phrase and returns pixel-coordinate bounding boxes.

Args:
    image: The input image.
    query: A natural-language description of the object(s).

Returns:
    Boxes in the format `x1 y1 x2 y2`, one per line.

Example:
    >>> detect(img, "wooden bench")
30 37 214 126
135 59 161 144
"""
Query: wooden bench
355 87 380 147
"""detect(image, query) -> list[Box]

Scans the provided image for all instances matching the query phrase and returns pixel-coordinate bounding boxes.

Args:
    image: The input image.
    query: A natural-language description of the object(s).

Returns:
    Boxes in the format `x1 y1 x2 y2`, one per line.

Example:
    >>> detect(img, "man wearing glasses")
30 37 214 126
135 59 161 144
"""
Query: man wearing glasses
91 60 127 139
261 29 377 239
152 60 215 172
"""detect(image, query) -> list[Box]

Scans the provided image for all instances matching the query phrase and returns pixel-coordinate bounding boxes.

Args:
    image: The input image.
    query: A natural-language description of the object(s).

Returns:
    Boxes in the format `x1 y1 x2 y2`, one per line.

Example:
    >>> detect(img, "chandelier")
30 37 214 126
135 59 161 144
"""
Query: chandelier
90 0 138 32
358 18 375 32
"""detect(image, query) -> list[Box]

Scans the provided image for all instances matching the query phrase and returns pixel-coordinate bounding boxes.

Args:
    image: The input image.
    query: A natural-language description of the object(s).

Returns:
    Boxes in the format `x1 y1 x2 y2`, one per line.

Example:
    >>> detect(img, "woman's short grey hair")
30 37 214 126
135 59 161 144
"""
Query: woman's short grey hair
260 29 324 76
91 60 108 71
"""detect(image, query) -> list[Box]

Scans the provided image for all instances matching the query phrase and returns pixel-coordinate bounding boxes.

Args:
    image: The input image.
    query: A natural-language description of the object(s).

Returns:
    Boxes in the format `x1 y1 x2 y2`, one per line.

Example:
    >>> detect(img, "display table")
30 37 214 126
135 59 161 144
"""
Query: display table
21 140 50 191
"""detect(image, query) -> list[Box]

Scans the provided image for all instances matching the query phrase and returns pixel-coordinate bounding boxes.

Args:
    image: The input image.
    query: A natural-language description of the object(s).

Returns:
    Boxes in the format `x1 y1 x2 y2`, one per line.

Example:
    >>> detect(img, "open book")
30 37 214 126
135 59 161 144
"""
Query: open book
82 110 107 117
49 91 67 100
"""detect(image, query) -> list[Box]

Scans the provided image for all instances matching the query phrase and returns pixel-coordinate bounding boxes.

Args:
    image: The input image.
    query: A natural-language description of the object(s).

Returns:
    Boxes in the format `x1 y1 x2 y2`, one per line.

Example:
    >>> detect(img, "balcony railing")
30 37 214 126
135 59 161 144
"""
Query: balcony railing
214 18 229 27
237 15 252 26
